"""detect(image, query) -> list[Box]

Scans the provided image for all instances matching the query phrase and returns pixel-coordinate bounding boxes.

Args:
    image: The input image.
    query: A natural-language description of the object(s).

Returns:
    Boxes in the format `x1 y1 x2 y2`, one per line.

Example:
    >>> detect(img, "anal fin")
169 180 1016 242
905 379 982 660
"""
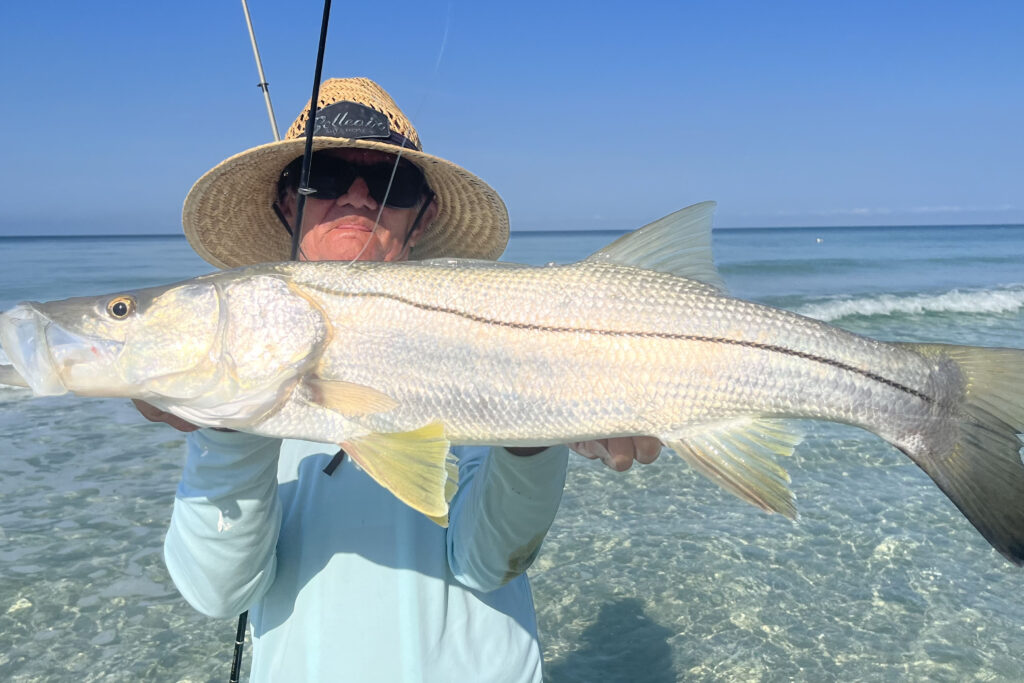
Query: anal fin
343 422 458 526
665 417 802 519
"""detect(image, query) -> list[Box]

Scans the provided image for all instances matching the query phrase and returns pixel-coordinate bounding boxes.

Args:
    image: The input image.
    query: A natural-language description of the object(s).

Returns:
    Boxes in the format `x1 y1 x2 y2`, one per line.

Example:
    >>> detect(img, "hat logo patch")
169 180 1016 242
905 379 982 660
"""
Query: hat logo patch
313 101 390 139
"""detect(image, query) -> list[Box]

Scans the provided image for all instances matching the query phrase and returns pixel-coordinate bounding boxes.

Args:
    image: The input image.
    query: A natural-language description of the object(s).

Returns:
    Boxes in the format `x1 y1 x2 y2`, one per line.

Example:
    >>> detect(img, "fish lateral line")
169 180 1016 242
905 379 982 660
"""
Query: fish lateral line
310 287 935 405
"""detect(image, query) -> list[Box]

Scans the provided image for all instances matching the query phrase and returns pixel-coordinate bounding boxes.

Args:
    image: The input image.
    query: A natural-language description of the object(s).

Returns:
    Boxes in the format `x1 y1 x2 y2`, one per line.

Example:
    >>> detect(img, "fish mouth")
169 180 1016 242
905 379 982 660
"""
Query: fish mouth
0 304 126 397
0 304 68 395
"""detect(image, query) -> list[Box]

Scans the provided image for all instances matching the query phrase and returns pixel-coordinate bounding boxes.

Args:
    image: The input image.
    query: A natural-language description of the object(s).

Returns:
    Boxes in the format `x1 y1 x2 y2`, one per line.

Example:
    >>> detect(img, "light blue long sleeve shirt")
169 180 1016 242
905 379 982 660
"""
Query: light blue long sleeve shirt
164 429 569 682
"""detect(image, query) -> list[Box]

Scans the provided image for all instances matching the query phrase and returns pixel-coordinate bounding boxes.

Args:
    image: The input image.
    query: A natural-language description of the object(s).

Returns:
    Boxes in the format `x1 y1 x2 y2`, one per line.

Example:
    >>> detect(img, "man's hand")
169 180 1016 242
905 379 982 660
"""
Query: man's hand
132 399 200 433
570 436 662 471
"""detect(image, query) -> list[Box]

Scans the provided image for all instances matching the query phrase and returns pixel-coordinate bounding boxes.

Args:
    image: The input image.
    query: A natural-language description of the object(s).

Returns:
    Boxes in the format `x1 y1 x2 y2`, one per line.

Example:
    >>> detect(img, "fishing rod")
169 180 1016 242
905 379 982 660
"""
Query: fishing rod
232 1 280 676
227 0 448 675
241 0 281 142
229 3 333 680
289 0 333 261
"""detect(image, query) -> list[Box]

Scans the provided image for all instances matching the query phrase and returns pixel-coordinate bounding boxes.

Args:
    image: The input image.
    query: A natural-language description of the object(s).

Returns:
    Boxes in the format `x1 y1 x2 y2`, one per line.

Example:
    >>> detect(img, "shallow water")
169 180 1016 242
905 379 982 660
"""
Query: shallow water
1 224 1023 681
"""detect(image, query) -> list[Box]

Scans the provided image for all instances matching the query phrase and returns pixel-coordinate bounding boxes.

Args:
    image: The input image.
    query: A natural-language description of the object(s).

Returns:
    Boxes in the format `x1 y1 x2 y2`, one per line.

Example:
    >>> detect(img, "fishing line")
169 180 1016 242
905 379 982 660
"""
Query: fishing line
348 139 414 263
347 0 452 264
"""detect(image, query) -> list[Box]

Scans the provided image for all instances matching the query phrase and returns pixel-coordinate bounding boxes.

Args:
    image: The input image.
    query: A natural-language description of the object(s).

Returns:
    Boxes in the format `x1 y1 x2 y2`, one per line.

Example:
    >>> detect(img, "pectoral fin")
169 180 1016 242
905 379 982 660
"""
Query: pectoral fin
0 364 29 388
664 418 802 518
307 378 400 416
343 422 459 526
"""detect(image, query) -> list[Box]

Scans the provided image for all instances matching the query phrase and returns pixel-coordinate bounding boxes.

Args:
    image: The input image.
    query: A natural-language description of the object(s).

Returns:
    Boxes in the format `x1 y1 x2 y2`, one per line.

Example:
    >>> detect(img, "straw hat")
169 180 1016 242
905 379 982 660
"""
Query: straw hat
182 77 509 268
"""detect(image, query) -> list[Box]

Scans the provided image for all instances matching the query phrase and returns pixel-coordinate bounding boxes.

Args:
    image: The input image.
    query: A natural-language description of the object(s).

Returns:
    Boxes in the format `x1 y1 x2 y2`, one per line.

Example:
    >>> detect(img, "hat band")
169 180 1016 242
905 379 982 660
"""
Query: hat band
375 130 421 151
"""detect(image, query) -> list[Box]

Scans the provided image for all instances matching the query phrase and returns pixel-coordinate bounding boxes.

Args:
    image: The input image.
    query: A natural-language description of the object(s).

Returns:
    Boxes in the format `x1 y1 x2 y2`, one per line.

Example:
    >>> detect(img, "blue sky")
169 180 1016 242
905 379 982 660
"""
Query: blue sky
1 1 1021 235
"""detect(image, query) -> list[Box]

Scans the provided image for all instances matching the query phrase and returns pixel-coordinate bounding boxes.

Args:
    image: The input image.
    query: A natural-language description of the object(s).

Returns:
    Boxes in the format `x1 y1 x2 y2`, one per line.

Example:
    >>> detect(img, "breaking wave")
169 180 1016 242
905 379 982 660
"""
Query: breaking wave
798 286 1024 322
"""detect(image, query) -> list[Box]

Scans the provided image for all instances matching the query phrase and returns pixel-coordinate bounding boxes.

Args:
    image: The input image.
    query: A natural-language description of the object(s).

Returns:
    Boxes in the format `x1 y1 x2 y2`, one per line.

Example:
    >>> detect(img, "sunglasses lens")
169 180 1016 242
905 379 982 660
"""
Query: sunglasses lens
283 155 427 207
376 163 426 208
305 158 355 200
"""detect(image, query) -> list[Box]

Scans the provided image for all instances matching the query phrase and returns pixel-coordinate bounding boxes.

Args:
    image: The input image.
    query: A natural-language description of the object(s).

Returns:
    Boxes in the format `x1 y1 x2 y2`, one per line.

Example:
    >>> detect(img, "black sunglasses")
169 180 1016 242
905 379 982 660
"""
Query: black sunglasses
278 154 430 209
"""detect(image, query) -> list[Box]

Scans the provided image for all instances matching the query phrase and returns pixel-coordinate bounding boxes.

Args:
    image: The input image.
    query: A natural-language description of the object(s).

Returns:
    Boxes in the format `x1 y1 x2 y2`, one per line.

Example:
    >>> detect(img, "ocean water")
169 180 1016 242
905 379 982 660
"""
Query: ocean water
0 224 1023 682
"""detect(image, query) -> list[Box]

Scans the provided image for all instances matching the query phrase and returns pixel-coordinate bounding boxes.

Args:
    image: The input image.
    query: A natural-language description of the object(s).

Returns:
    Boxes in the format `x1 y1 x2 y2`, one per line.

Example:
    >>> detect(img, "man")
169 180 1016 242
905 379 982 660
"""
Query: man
140 78 659 682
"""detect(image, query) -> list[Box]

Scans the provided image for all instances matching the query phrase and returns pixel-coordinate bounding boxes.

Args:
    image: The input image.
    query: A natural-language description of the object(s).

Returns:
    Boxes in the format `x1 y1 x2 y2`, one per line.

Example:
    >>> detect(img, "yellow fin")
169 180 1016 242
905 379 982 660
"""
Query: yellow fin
664 417 802 519
307 378 399 417
424 467 460 527
344 422 458 526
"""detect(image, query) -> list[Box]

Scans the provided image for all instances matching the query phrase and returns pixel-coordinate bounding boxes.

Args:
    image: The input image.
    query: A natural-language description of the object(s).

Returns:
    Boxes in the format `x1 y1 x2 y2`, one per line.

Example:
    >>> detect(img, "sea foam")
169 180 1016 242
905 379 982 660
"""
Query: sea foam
798 286 1024 322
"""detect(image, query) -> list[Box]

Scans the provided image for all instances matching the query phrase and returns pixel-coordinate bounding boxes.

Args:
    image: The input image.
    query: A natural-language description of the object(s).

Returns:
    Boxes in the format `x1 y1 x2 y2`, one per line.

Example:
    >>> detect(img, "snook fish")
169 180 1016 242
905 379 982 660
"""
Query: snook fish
2 202 1023 563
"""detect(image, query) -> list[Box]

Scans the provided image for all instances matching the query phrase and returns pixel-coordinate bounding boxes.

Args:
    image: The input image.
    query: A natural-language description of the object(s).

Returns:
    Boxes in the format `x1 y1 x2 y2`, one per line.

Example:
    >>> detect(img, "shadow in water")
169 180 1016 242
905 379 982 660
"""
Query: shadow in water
545 598 678 682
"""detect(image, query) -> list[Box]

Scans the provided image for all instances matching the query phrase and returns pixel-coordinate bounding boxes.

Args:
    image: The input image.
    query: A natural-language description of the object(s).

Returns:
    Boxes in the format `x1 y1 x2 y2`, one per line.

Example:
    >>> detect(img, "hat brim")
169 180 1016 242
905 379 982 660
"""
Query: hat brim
182 137 509 269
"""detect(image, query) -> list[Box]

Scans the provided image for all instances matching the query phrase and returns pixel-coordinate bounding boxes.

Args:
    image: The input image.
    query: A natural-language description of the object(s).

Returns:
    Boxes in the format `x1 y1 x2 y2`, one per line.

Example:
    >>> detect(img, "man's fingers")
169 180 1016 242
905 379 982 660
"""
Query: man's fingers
569 441 627 470
131 399 200 433
634 436 663 464
571 437 664 470
605 437 637 471
569 441 610 462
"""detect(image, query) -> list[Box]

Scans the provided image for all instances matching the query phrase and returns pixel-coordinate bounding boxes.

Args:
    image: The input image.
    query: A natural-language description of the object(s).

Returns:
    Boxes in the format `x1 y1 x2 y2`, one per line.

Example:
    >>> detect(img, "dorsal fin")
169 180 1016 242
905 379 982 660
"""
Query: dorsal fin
583 201 724 290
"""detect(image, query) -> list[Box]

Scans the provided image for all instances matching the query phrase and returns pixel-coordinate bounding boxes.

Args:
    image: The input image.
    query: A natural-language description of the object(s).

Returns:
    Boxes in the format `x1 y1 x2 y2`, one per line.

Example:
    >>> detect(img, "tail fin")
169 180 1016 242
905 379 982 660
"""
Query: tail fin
898 343 1024 565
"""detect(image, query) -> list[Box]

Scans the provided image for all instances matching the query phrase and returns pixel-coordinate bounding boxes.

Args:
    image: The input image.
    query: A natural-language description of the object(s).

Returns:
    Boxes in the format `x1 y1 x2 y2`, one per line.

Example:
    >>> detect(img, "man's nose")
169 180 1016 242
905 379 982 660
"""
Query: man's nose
334 176 376 209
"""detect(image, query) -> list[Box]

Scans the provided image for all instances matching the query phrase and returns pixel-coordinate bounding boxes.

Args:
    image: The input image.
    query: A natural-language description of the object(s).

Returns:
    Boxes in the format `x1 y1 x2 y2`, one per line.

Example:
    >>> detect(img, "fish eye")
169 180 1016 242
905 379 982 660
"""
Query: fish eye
106 296 136 320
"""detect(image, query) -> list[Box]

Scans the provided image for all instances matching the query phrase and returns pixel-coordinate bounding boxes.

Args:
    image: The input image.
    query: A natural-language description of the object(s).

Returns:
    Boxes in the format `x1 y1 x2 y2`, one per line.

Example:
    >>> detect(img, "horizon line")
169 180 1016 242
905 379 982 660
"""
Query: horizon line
1 221 1023 239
